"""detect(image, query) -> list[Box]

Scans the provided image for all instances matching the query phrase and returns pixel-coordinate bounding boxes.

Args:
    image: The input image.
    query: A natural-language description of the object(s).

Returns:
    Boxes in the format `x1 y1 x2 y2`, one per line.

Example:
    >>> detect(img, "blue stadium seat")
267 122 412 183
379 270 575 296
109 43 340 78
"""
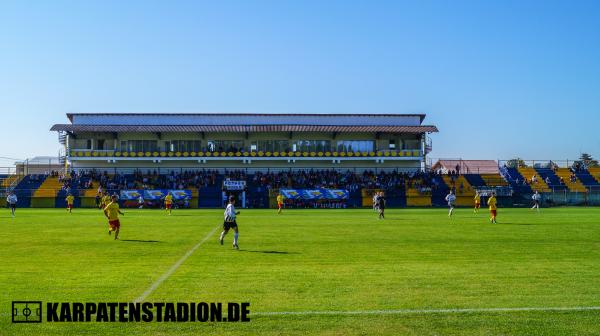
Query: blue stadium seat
431 175 450 206
12 175 48 207
463 174 486 187
575 170 600 187
535 168 567 191
504 168 533 194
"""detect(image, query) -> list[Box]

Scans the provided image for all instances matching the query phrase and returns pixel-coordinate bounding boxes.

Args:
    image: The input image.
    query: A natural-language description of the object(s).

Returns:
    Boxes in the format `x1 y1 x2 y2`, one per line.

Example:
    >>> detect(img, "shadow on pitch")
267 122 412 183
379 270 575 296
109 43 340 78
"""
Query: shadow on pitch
495 222 536 225
240 250 297 254
161 214 198 217
121 239 161 243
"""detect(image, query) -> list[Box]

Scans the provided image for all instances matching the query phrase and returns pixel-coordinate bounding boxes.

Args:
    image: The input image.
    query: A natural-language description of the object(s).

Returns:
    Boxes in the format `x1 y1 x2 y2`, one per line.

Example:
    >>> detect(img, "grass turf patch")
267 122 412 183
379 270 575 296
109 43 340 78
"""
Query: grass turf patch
1 207 599 335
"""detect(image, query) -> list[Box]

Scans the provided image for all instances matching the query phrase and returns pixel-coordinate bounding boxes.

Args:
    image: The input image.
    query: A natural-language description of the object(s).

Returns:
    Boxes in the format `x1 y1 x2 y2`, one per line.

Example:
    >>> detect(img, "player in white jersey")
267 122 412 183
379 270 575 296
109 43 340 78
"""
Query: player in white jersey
372 193 378 212
6 191 17 217
445 190 456 217
531 191 541 212
219 196 241 249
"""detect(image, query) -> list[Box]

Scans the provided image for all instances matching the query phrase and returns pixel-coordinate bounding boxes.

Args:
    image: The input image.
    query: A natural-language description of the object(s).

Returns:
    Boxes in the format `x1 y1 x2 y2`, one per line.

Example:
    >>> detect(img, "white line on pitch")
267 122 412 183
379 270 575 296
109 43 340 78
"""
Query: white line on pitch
252 306 600 317
2 306 599 318
134 225 220 303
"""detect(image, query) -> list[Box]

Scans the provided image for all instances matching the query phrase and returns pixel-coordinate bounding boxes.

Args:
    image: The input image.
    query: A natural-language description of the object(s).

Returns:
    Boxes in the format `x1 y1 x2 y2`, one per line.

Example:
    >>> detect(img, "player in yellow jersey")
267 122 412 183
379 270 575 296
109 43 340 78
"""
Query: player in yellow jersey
276 193 284 214
104 195 124 240
473 191 481 214
101 192 111 210
66 193 75 213
488 192 497 224
164 192 174 215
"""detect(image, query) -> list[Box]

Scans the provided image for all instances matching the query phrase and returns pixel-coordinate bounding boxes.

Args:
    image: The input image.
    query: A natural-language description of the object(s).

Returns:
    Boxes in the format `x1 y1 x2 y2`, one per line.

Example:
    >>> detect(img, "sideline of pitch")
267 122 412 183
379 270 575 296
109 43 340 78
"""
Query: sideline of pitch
252 306 600 317
3 306 600 319
134 225 220 303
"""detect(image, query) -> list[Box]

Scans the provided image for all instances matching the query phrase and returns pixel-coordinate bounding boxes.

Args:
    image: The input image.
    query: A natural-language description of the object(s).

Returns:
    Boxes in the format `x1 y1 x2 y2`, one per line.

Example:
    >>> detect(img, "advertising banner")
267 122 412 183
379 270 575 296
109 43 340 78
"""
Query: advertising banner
280 189 349 200
223 180 246 191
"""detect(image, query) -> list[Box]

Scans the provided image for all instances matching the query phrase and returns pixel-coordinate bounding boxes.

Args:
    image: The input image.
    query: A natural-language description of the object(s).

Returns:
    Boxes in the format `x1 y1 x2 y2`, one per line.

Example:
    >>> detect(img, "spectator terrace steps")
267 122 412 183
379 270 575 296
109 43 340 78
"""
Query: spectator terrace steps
554 168 588 192
83 189 99 197
441 175 474 196
588 168 600 185
479 174 508 187
406 188 432 206
517 167 551 192
440 175 475 206
1 175 22 188
30 176 62 207
32 176 62 197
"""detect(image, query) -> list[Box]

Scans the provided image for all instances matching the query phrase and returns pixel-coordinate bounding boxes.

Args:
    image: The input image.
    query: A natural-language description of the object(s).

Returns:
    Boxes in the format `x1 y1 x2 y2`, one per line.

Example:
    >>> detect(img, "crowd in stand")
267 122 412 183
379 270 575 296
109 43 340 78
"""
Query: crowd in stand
443 171 468 194
249 169 442 193
55 170 92 194
223 170 247 182
20 169 464 204
70 169 221 192
39 169 447 196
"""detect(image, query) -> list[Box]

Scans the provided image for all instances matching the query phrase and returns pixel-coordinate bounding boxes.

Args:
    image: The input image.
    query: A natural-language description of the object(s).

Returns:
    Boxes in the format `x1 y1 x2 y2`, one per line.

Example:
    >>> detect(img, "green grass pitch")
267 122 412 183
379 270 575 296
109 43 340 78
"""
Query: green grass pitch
1 207 600 335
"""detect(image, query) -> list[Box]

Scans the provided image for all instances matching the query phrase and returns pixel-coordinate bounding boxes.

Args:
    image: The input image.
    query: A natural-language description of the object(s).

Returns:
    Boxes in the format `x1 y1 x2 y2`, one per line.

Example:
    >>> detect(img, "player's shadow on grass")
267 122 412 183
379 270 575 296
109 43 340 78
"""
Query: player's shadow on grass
496 222 535 225
120 239 161 243
241 250 298 254
163 214 198 216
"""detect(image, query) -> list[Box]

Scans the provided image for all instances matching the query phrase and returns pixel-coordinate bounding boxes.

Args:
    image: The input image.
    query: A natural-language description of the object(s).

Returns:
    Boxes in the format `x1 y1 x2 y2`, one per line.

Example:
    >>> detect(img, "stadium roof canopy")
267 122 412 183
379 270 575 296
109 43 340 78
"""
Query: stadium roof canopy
15 156 61 165
51 113 438 134
432 160 499 174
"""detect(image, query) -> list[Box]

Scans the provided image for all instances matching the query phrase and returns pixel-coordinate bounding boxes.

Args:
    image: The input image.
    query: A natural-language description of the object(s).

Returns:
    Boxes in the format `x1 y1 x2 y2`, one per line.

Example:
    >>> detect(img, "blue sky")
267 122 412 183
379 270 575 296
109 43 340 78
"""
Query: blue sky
0 0 599 164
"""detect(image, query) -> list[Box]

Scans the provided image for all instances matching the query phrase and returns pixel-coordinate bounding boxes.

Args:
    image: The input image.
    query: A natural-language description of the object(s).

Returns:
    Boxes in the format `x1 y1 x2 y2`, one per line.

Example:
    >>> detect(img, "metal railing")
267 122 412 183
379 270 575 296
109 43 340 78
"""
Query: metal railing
516 190 600 206
426 158 499 174
64 166 425 175
67 149 425 158
427 158 598 171
0 167 20 175
498 159 591 169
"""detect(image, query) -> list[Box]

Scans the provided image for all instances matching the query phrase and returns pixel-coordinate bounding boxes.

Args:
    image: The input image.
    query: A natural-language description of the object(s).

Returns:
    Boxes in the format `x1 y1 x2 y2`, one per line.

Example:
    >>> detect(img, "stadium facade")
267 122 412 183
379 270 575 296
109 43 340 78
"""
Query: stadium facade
51 113 438 172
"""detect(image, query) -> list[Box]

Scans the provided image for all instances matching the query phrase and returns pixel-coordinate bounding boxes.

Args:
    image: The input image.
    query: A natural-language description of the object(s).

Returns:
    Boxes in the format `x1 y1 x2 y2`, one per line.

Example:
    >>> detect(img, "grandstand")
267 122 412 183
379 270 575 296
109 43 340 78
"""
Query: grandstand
2 113 599 208
45 113 441 208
